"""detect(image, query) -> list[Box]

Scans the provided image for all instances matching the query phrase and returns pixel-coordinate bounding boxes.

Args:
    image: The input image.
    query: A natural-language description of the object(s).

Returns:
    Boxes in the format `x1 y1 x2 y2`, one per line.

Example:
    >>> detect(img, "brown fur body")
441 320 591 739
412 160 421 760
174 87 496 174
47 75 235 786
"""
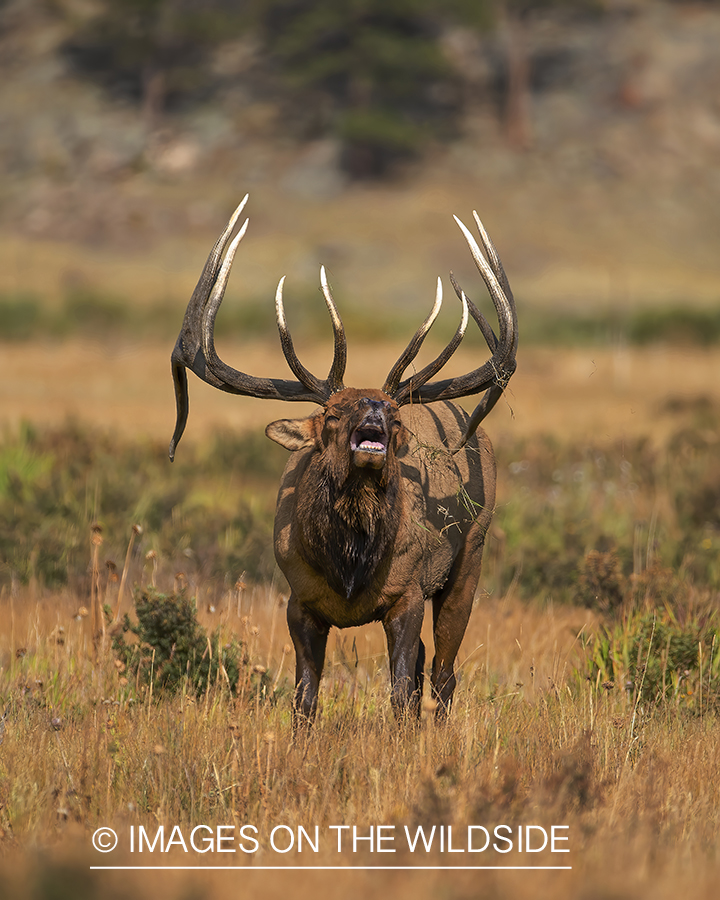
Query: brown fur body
266 388 496 720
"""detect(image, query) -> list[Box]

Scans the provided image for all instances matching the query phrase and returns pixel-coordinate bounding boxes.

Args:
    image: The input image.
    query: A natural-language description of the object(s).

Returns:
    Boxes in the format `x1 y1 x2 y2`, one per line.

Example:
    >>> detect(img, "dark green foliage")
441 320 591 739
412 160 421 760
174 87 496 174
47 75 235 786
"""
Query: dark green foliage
259 0 463 177
493 407 720 605
494 434 655 604
0 295 42 340
518 307 626 346
627 307 720 347
60 290 131 337
4 290 720 348
519 305 720 348
62 0 246 116
113 587 245 694
0 289 175 342
2 395 719 610
670 426 720 532
0 422 282 588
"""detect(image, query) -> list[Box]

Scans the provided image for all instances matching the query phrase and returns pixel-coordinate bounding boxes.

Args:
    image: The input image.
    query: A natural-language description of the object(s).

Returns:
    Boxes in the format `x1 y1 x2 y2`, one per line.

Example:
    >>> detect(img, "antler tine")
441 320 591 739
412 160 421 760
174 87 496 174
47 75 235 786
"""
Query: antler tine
274 268 346 396
470 210 518 366
392 285 469 405
320 266 347 393
473 211 515 306
451 383 505 454
449 272 498 353
454 214 517 365
170 196 249 460
170 197 335 460
275 276 327 396
188 194 249 343
390 212 517 415
382 276 443 396
446 271 506 452
202 216 250 362
206 194 249 283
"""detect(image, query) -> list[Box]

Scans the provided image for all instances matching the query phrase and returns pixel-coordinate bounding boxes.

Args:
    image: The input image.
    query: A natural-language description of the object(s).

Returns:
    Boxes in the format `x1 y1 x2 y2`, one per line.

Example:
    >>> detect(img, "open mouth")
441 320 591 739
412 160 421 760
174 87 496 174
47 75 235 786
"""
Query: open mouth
350 424 388 455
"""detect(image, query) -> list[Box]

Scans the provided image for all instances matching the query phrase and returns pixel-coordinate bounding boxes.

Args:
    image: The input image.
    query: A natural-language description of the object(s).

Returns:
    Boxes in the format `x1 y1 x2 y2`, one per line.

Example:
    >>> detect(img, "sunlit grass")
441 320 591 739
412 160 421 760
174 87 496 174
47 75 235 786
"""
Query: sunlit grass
1 573 719 898
1 409 720 897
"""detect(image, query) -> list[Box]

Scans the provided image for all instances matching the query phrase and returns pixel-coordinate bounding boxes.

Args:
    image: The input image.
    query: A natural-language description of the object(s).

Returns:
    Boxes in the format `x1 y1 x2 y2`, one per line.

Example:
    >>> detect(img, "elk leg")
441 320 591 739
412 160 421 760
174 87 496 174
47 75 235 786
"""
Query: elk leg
287 594 329 724
382 598 424 718
416 638 426 699
431 538 484 714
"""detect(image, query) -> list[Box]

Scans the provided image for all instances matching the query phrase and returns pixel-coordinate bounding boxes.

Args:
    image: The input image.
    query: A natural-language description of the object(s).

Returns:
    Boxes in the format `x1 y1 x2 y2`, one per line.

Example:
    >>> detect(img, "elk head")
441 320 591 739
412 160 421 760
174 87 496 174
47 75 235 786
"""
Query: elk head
266 389 405 475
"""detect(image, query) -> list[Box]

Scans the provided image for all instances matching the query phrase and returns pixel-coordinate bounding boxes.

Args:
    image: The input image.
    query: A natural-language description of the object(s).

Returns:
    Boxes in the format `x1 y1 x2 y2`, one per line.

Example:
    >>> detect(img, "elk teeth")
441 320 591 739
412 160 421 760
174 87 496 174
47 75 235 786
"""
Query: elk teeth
359 440 385 452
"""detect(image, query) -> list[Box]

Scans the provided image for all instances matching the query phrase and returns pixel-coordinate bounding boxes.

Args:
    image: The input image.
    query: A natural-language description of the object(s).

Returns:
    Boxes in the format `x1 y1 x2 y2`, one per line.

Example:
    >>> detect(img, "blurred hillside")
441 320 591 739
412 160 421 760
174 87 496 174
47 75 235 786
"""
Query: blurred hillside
1 0 719 326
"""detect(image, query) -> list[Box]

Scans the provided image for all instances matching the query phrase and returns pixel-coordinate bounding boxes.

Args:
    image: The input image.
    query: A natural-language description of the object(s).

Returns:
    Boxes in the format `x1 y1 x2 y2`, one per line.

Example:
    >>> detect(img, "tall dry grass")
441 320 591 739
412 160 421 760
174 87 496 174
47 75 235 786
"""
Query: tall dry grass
1 563 719 899
1 389 720 899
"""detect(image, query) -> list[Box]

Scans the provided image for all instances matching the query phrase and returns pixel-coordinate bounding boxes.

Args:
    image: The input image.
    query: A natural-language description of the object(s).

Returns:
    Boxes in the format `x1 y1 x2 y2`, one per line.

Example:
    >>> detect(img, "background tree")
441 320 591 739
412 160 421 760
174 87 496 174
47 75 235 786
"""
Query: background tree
497 0 605 150
62 0 246 129
257 0 486 178
58 0 611 177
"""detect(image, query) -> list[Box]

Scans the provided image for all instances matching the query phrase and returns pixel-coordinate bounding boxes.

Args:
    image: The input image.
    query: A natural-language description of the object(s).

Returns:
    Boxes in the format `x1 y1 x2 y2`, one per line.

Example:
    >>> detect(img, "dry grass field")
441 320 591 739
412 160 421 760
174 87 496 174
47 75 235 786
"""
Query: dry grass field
1 331 720 900
1 172 720 900
2 336 719 445
1 559 719 900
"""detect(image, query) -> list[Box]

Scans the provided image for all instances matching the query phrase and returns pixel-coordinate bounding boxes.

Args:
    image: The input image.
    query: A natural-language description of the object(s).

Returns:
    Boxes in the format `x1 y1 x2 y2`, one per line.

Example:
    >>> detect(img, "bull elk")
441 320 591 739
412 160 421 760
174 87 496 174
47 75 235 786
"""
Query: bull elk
169 195 517 722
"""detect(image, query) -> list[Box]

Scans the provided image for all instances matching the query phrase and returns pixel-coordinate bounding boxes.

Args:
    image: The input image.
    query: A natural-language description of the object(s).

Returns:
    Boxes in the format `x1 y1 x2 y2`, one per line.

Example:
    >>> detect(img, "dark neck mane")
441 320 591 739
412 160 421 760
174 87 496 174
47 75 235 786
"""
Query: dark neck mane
301 466 401 599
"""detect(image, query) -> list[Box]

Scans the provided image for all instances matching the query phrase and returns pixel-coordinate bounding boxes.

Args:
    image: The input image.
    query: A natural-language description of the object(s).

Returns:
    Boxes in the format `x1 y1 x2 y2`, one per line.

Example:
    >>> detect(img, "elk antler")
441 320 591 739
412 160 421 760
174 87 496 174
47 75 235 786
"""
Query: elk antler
274 265 346 397
170 200 516 460
383 212 517 443
169 196 347 459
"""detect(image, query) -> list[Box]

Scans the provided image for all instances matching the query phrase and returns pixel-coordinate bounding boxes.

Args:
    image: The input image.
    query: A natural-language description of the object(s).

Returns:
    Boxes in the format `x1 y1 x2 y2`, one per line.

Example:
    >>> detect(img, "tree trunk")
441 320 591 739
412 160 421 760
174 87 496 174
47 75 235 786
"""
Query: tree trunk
503 9 532 151
142 63 166 132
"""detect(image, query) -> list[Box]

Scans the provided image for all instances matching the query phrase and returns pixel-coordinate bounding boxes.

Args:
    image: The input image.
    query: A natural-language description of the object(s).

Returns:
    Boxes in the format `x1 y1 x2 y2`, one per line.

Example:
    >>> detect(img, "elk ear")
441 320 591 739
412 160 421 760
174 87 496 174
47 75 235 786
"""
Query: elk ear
266 415 321 451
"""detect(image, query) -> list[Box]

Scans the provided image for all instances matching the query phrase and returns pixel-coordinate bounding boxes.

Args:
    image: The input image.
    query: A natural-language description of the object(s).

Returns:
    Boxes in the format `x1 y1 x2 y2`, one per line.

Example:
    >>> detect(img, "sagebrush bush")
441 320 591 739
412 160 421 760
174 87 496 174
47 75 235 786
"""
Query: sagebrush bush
112 587 246 695
0 423 280 588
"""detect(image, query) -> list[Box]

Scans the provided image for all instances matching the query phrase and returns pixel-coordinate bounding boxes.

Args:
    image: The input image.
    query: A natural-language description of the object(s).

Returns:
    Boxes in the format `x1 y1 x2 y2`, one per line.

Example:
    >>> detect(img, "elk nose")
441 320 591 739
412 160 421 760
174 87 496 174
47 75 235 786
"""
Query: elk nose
360 398 390 412
359 398 390 421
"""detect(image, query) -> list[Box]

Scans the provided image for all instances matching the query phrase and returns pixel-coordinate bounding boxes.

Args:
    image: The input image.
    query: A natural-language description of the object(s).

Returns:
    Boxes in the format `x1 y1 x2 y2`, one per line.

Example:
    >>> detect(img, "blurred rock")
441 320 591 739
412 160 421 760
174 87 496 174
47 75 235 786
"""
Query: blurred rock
282 140 347 199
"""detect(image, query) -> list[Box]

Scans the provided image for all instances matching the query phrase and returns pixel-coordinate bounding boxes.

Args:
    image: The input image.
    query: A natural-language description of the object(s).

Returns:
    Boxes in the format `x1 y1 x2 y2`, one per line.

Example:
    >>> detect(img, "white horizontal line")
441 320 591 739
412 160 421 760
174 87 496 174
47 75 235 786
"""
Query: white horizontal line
91 866 572 871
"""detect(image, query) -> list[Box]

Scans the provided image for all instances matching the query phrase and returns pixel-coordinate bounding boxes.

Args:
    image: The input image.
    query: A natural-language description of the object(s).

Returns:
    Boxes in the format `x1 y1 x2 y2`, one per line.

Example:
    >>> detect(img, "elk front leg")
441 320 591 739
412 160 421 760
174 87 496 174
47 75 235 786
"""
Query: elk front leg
382 596 425 718
287 594 329 725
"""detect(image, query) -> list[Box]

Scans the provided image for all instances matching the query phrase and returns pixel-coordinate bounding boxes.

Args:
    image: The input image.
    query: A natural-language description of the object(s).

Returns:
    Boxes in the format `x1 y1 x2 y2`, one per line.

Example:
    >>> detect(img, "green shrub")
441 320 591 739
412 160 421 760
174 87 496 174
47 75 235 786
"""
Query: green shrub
113 587 246 695
0 294 42 339
0 422 278 588
588 606 720 711
627 306 720 346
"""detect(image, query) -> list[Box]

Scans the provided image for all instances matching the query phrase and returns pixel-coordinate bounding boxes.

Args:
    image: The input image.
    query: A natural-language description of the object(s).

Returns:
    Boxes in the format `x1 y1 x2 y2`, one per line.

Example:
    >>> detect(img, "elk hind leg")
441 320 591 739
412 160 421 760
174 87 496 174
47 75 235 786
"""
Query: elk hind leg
431 536 485 715
382 596 424 719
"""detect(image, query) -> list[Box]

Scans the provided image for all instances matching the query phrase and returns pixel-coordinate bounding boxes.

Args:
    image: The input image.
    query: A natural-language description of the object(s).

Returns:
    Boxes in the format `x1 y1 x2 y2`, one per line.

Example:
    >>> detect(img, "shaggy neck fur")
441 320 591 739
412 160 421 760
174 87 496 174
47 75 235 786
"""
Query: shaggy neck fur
300 459 402 600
